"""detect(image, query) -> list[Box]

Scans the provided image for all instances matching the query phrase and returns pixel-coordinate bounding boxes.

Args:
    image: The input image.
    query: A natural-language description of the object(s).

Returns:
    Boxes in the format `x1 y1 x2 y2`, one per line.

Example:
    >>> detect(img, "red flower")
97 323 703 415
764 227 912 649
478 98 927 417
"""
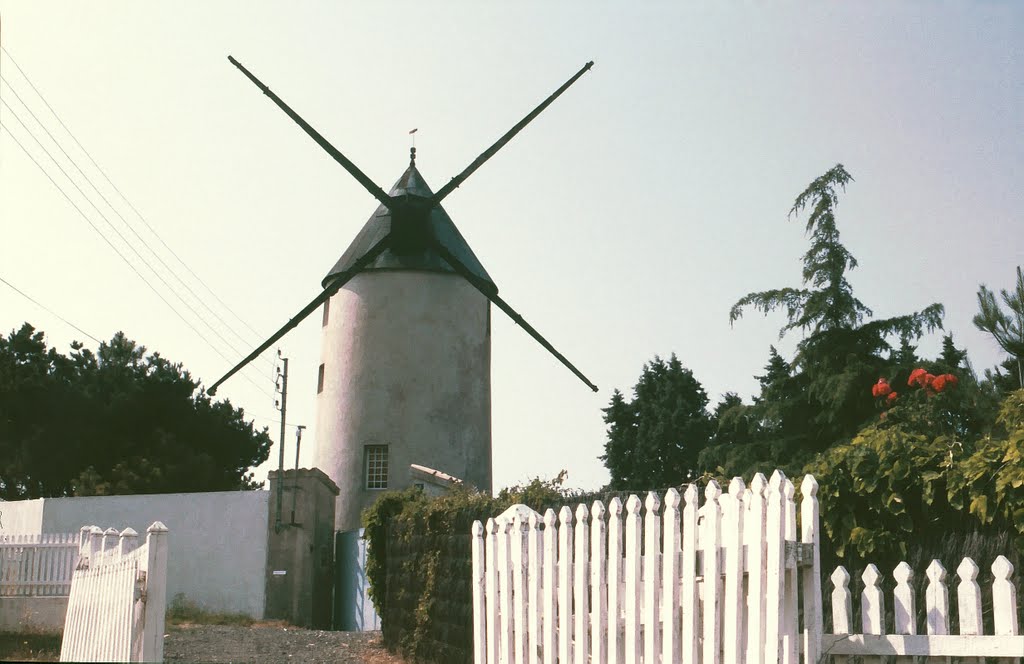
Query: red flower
933 373 958 392
908 368 928 387
887 391 898 403
872 378 893 397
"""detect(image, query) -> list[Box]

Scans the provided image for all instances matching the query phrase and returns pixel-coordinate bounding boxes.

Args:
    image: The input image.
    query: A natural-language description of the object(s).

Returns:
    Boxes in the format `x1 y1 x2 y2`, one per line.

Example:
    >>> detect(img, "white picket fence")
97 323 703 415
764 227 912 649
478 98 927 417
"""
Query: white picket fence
823 557 1023 658
59 522 169 663
0 532 79 597
471 469 821 664
471 470 1024 664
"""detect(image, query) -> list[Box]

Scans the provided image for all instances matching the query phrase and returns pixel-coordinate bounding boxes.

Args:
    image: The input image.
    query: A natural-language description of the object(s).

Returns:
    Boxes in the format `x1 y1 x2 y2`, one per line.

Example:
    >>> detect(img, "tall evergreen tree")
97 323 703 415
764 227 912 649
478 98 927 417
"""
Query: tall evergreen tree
729 164 944 447
600 355 713 489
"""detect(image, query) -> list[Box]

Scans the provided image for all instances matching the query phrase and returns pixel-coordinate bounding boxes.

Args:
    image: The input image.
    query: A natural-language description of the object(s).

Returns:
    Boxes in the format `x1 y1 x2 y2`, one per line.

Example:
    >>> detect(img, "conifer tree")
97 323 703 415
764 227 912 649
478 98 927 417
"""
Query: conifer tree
729 164 944 447
973 266 1024 389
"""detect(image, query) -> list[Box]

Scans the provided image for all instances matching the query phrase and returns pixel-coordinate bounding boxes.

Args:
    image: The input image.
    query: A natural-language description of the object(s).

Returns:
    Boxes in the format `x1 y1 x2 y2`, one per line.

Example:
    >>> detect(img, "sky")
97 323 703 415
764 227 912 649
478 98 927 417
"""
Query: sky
0 3 1021 493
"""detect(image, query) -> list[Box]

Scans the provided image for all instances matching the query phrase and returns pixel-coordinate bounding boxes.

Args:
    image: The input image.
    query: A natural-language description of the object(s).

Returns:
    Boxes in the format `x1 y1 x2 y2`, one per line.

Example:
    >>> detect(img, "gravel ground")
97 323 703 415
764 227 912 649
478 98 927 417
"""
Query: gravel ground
163 624 404 664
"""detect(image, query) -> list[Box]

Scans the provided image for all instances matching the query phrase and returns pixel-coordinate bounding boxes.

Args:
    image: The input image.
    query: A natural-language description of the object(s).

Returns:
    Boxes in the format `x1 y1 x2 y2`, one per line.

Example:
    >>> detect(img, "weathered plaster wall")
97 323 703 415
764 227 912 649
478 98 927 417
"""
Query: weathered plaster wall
314 271 492 531
40 490 269 617
0 597 67 633
0 498 44 535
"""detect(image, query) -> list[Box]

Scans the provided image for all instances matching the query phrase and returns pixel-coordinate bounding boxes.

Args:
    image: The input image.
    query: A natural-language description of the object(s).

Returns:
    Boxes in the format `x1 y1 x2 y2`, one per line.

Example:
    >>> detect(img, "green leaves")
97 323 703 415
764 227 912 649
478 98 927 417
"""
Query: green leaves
0 323 271 498
807 389 1024 561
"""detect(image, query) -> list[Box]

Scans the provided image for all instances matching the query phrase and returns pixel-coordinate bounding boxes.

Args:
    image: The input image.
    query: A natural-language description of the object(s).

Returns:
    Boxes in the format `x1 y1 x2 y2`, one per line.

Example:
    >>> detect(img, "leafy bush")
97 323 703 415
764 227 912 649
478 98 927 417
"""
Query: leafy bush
805 389 1024 561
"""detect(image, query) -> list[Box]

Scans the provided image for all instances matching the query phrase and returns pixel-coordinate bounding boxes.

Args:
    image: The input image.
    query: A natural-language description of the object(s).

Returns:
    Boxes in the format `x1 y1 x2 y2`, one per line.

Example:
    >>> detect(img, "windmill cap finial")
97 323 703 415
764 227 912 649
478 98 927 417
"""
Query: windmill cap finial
410 146 416 166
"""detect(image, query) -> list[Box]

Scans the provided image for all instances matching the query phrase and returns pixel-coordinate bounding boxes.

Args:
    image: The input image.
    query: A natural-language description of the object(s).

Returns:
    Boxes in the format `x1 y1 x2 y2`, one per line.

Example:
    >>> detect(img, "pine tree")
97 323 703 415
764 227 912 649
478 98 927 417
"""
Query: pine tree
729 164 944 447
973 266 1024 389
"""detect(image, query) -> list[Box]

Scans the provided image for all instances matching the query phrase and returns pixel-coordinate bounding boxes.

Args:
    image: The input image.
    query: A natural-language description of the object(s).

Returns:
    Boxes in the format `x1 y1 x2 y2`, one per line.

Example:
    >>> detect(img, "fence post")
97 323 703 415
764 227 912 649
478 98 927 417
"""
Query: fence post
472 521 486 664
118 528 139 558
800 475 821 664
102 527 119 559
141 521 168 663
991 556 1018 637
88 526 103 565
591 500 608 664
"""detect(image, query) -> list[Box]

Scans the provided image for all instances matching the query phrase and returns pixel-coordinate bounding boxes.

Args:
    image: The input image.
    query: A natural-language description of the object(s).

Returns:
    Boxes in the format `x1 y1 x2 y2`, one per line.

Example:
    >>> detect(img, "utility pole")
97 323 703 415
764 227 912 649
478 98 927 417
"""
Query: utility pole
291 425 305 525
275 351 289 533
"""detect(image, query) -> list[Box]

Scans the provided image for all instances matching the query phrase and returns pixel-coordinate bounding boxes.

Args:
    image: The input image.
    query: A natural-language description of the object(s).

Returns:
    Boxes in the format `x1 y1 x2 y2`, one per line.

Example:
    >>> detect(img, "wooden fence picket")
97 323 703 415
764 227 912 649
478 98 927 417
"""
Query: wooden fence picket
558 505 573 664
527 512 541 664
681 483 700 664
703 481 723 664
541 510 557 664
723 478 746 664
607 498 624 664
623 494 641 664
591 501 608 664
574 504 590 664
662 488 682 664
643 491 661 664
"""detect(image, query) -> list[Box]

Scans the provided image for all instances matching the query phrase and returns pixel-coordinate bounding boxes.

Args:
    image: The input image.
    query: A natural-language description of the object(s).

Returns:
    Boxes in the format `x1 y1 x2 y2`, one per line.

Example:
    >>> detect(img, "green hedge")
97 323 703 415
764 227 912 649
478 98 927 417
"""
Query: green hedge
362 476 582 664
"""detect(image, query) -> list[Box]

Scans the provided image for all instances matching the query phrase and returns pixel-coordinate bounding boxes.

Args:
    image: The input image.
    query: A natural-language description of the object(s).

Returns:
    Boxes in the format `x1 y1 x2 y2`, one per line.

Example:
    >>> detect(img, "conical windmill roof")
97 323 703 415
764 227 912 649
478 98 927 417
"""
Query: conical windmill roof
322 162 495 289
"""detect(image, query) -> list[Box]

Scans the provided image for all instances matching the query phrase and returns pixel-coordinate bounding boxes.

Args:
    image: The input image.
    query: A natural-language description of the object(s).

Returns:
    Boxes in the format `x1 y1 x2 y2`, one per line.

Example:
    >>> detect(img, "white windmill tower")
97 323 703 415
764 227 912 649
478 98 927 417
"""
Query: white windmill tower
209 58 598 531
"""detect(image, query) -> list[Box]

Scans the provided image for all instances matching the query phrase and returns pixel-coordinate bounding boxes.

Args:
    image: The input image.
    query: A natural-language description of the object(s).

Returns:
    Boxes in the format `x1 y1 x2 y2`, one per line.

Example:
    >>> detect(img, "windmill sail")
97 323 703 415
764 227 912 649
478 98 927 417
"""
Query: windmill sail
209 58 598 395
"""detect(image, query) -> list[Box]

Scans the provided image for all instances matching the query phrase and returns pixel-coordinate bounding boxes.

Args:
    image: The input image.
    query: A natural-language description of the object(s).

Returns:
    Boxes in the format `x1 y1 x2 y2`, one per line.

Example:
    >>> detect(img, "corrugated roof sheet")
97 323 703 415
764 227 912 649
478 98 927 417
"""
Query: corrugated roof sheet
321 162 495 289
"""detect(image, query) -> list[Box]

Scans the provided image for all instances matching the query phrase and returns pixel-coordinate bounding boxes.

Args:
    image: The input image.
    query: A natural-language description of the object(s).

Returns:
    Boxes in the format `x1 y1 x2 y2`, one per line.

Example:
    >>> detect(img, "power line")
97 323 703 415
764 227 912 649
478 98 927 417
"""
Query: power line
0 121 276 400
0 73 268 359
0 99 263 368
0 274 102 344
0 94 265 368
0 45 265 341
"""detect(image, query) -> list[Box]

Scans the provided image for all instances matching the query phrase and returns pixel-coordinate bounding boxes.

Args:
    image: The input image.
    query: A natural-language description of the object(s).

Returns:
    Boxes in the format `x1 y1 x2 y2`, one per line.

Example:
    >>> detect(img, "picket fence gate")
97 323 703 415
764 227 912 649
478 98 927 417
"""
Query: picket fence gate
59 522 169 663
0 532 79 597
471 469 1024 664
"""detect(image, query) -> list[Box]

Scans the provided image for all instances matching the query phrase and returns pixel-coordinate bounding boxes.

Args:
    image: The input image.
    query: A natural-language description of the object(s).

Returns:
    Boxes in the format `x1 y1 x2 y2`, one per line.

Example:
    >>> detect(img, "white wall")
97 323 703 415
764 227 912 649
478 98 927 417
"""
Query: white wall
39 490 269 618
0 498 45 535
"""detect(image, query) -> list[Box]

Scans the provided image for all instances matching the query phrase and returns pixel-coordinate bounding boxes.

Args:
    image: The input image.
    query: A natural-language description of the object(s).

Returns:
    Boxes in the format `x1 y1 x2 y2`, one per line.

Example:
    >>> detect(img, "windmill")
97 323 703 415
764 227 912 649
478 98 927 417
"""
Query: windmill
209 57 597 530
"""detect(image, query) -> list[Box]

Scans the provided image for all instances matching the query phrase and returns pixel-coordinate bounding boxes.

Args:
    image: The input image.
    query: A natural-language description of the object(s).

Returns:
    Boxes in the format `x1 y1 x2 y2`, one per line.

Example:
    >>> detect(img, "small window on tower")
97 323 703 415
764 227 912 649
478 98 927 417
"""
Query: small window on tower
365 445 389 490
322 299 330 327
317 364 325 394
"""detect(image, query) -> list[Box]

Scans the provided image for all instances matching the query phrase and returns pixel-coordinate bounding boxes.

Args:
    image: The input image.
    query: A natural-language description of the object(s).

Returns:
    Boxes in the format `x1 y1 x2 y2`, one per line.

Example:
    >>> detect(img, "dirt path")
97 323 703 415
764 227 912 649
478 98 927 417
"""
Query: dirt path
164 624 404 664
